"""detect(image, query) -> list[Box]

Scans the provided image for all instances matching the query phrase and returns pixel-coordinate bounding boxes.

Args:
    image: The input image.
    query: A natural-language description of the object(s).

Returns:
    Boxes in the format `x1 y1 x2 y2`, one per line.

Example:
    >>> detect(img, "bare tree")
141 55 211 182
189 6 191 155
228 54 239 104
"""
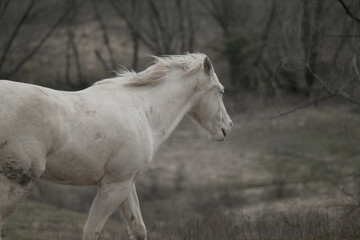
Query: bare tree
108 0 141 70
0 0 74 79
92 0 117 71
201 0 281 92
110 0 197 61
300 0 324 95
65 0 86 89
129 0 140 70
0 0 36 73
201 0 245 89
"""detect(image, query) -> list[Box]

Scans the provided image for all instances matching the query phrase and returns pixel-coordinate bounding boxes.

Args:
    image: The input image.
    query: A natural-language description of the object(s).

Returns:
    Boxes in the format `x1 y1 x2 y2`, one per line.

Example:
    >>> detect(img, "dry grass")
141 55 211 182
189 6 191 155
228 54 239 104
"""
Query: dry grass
4 199 360 240
2 200 126 240
146 208 360 240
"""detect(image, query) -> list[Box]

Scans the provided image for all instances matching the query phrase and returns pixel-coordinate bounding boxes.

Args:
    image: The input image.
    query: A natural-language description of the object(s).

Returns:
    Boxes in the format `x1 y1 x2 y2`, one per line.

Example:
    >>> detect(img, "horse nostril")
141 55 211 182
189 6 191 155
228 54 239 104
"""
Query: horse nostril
229 121 233 127
222 128 227 137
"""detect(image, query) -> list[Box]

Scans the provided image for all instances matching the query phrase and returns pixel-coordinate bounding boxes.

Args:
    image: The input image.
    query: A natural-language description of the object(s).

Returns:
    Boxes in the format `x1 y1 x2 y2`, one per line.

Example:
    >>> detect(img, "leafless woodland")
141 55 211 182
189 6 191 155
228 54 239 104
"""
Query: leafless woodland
1 0 360 239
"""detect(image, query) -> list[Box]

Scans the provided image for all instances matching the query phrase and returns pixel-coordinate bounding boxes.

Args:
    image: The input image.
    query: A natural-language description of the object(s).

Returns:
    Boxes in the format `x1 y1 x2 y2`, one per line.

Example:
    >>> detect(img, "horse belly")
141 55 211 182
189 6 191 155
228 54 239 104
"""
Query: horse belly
41 153 105 186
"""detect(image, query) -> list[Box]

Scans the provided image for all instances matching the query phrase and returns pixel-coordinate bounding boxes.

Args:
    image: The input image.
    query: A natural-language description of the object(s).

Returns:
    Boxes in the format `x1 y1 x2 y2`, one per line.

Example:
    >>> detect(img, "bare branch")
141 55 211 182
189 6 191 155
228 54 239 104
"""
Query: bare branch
280 214 296 229
129 0 140 70
307 65 360 106
110 0 196 55
268 94 336 119
66 1 85 87
200 0 232 36
4 4 73 78
95 49 110 71
0 0 36 72
324 34 360 38
253 0 277 66
300 3 311 79
92 0 116 70
108 0 156 52
0 0 10 18
186 0 195 52
351 56 360 86
338 0 360 24
65 30 72 85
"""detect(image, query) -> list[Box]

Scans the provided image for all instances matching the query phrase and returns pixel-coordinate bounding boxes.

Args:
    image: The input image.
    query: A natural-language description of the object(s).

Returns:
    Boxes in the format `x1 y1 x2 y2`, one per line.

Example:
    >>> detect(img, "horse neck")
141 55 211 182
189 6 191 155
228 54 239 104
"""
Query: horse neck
140 72 198 149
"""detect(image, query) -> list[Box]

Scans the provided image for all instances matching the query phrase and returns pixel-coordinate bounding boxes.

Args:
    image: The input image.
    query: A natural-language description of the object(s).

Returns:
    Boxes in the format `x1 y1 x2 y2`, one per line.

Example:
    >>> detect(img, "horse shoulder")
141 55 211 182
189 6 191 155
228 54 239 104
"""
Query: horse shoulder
101 107 155 180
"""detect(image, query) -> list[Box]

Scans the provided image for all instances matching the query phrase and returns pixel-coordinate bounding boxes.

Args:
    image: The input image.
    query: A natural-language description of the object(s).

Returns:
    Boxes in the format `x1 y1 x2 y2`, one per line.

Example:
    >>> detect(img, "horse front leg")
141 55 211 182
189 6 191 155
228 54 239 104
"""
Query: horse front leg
83 179 132 240
120 184 147 240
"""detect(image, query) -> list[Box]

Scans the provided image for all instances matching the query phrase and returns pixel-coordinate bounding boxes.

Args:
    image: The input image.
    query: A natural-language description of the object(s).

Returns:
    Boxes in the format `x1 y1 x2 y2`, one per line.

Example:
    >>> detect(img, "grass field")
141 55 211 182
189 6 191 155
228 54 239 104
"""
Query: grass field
3 199 360 240
2 200 126 240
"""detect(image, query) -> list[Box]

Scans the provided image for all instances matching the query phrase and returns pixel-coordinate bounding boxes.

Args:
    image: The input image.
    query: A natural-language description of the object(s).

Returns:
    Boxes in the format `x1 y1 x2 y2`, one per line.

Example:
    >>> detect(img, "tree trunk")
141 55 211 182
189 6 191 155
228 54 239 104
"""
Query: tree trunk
131 32 139 71
301 0 313 94
301 0 323 95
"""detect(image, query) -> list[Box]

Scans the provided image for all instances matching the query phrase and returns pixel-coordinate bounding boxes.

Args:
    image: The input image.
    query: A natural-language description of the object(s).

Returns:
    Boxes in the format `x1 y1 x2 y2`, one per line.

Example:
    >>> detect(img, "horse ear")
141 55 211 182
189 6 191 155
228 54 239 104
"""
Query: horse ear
203 56 212 75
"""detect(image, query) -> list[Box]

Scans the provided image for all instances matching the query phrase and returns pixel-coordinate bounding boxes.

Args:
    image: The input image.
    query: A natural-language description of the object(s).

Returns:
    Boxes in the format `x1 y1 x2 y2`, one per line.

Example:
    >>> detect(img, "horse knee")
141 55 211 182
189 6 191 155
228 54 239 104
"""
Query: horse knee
30 161 45 179
136 234 146 240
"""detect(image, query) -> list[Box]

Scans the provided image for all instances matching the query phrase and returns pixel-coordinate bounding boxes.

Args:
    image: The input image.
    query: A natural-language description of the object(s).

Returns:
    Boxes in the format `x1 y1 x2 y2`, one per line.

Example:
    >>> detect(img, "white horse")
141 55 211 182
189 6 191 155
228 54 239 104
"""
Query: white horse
0 53 232 240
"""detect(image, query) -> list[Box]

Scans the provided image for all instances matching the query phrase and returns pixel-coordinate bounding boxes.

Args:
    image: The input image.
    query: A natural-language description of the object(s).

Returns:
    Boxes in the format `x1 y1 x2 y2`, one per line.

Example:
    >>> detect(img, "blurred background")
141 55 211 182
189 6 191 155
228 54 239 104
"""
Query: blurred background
1 0 360 239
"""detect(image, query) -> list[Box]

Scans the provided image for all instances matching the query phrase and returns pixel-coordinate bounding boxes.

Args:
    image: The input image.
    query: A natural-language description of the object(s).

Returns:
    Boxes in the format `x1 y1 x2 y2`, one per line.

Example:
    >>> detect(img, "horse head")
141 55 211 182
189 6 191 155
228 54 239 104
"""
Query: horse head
188 56 233 141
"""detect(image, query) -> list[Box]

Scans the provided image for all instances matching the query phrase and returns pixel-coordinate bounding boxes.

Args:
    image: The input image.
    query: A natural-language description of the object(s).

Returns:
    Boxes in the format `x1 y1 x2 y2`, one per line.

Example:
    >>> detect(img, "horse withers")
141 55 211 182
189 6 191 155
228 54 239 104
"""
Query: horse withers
0 53 232 240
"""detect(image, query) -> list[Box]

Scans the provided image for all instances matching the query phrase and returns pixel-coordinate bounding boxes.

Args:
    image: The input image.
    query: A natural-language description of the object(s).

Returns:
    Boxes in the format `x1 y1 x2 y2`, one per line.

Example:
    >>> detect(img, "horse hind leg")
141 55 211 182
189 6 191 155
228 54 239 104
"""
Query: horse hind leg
0 176 27 240
0 152 45 239
120 184 147 240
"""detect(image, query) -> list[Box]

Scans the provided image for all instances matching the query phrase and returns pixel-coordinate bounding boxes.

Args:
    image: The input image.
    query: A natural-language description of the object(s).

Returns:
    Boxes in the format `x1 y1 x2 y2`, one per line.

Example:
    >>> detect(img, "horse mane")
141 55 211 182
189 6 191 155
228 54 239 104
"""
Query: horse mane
95 53 207 87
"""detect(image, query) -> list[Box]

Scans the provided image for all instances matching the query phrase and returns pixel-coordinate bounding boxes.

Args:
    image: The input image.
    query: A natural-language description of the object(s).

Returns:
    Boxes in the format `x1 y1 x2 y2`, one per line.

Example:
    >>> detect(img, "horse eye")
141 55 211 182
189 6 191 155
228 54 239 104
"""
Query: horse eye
220 90 224 94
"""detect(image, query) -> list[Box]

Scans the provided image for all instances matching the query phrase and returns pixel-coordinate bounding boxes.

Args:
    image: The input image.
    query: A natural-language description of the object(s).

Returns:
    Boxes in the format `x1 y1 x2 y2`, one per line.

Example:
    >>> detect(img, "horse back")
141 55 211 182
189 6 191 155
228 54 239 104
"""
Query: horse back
0 80 52 137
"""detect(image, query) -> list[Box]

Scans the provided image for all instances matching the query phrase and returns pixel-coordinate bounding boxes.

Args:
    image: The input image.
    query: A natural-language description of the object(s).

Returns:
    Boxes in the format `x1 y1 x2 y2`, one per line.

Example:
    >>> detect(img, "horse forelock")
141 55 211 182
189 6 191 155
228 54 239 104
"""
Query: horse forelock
95 53 207 87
